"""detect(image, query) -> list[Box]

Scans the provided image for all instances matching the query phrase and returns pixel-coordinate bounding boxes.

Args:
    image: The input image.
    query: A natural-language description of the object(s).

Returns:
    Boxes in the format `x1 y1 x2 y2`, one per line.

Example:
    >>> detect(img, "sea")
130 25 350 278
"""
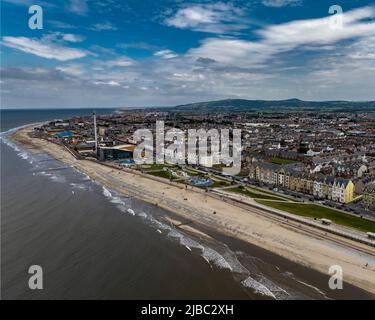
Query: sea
1 108 373 300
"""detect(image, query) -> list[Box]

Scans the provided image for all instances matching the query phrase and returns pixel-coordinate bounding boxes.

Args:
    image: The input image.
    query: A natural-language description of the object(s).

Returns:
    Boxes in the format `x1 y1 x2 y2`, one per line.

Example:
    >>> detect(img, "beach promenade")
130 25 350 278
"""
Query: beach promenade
11 125 375 295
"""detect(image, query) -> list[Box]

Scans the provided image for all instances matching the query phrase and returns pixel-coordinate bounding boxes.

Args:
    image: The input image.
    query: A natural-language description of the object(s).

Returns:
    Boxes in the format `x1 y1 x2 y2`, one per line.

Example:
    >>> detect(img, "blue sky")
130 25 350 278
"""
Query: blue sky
1 0 375 108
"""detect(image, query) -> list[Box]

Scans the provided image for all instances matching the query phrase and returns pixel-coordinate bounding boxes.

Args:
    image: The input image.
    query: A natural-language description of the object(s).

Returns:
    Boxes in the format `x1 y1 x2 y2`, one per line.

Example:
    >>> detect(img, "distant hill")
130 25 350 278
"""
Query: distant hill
166 98 375 112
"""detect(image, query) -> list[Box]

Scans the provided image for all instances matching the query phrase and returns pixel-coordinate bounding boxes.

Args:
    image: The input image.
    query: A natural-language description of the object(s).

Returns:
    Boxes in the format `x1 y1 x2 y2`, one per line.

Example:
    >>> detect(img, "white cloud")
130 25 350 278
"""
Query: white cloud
188 7 375 67
67 0 88 15
90 22 117 31
107 81 121 86
117 42 160 51
3 6 375 107
154 49 178 59
348 36 375 60
104 57 135 67
188 38 273 67
94 80 121 86
262 0 301 7
49 20 77 29
62 34 85 43
258 7 375 46
167 6 217 27
170 72 206 81
39 32 85 43
2 36 88 61
165 2 247 34
57 64 85 76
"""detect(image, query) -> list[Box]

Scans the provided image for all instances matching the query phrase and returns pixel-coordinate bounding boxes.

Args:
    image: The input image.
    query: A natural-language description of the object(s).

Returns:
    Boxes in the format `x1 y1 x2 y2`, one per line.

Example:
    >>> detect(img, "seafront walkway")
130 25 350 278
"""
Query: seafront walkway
213 189 375 249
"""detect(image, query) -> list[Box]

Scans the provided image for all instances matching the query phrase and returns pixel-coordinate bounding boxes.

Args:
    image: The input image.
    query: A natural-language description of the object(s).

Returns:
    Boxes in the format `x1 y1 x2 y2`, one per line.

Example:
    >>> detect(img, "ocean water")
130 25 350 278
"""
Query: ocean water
1 109 373 300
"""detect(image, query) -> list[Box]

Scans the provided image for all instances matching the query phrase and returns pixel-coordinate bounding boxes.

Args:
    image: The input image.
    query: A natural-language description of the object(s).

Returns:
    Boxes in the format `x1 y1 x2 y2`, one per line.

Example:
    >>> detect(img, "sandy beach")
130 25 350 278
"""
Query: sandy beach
11 125 375 295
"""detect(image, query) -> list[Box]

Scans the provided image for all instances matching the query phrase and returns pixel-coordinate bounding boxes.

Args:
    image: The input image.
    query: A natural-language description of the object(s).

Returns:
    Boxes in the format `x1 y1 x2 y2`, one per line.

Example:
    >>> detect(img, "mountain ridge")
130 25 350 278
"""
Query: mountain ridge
169 98 375 112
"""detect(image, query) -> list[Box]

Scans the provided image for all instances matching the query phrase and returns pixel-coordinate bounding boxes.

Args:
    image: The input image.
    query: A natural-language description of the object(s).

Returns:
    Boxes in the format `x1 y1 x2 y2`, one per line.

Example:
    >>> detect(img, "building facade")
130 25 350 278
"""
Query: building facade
249 162 355 204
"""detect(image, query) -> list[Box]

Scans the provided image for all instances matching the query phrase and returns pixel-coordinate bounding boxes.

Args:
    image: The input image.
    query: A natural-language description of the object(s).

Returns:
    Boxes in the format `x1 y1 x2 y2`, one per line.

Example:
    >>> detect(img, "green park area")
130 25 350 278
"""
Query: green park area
138 164 173 171
146 169 179 180
246 186 293 201
207 179 231 189
256 200 375 233
226 187 289 201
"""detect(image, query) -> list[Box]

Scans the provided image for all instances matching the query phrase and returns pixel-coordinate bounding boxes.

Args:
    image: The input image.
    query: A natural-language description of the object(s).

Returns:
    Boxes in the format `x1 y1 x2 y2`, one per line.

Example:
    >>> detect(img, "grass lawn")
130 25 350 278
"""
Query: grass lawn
195 176 229 189
184 169 200 176
271 157 296 165
147 170 179 180
227 187 288 201
210 180 231 188
140 164 175 171
256 200 375 233
246 186 293 201
193 179 230 189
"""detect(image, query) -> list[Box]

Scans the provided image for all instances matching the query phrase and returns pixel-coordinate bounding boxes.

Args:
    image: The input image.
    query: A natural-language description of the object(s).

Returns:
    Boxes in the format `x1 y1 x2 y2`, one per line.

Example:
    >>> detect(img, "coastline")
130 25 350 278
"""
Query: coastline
10 124 375 296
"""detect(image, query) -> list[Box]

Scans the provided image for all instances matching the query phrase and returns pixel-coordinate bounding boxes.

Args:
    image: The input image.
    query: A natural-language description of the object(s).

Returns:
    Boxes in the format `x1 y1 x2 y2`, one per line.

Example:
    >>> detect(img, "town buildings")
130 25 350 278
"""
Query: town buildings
36 109 375 210
248 162 354 204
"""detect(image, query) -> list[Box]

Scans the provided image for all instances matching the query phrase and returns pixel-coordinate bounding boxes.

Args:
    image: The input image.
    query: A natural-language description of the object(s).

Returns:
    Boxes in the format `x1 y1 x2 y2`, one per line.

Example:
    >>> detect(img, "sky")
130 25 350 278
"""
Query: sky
1 0 375 108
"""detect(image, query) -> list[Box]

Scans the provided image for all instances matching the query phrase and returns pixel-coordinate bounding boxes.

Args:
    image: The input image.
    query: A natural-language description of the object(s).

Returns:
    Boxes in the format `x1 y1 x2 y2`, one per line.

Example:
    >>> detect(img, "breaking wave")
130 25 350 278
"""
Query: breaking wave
2 126 293 300
70 183 90 191
99 184 294 299
282 271 329 299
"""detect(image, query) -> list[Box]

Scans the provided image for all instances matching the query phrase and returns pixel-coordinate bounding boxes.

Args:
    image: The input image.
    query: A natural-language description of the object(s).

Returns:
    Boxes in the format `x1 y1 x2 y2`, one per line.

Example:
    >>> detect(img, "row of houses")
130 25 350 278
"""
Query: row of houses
249 162 354 204
362 184 375 211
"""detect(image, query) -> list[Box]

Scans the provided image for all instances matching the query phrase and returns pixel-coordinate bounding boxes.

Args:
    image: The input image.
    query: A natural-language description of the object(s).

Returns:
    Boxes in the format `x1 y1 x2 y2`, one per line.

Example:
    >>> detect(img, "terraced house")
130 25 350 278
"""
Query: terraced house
249 162 355 204
331 178 354 203
362 184 375 211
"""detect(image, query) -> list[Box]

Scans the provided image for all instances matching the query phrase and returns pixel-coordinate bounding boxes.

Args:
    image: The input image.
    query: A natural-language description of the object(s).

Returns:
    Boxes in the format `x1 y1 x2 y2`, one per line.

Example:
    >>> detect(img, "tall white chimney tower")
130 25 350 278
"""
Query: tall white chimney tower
93 112 98 154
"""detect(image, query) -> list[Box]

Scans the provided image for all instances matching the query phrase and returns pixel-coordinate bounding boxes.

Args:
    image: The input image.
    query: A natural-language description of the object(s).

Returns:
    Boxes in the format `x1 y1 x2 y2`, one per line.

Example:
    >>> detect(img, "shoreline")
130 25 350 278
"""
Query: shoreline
156 206 374 299
9 124 375 296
